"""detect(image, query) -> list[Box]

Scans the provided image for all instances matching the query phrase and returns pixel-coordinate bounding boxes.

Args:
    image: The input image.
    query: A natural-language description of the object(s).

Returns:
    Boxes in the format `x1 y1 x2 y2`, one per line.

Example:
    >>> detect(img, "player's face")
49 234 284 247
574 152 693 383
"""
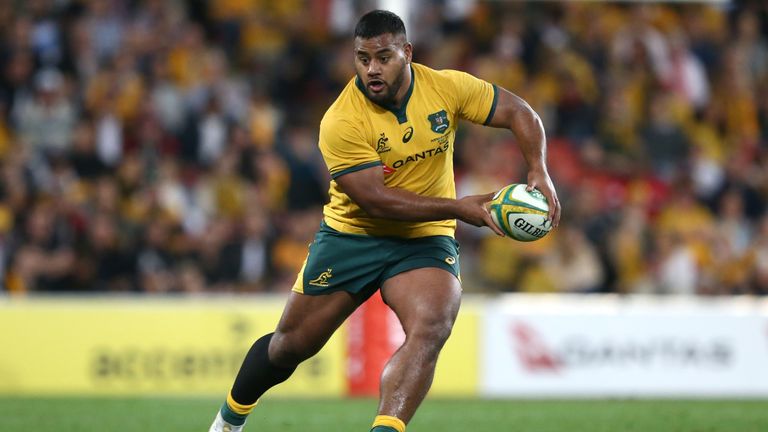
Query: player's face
354 33 412 107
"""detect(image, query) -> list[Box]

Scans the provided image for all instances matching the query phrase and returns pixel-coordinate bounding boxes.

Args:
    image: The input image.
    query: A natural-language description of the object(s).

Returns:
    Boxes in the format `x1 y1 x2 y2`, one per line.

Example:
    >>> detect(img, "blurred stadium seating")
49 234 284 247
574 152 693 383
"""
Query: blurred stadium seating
0 0 766 296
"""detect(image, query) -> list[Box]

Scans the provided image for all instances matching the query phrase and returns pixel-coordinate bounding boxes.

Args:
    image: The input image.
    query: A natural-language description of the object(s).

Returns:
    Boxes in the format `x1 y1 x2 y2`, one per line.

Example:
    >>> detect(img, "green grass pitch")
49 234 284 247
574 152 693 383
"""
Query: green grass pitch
1 397 767 431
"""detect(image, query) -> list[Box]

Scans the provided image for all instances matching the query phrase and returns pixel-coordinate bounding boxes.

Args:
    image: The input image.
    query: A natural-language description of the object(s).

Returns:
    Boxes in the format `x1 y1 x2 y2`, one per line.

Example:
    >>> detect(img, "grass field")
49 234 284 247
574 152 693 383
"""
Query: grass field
1 397 767 432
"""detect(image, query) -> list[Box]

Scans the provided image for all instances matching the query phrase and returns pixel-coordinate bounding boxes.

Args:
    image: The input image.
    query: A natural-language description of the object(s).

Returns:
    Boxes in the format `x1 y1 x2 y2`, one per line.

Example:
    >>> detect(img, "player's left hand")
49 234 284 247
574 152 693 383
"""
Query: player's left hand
526 168 561 228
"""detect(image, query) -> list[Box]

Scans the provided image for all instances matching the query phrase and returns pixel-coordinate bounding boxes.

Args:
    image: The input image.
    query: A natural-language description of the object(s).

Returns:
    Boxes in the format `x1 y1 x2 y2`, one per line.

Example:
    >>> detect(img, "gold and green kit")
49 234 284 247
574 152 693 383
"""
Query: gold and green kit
293 63 497 294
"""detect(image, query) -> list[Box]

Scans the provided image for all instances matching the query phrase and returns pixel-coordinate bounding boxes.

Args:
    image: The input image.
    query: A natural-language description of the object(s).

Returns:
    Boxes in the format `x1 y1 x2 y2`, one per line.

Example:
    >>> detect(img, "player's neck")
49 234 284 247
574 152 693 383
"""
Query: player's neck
390 64 413 110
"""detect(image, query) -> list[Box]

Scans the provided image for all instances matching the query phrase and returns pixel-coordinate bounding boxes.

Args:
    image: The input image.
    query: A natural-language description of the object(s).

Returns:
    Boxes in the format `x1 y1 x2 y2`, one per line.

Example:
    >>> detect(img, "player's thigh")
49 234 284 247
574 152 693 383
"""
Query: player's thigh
272 223 385 362
270 289 361 363
380 235 462 337
380 267 462 340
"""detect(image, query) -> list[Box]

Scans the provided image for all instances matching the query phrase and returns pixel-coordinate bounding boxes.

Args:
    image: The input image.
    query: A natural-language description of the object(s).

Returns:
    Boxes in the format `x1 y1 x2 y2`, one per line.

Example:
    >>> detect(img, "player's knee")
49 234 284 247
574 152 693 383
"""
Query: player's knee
409 316 455 352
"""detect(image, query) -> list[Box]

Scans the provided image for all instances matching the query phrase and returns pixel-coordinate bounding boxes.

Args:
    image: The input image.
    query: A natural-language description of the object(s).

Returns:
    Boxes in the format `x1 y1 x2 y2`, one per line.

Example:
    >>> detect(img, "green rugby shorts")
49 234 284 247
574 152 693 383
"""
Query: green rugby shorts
292 221 460 295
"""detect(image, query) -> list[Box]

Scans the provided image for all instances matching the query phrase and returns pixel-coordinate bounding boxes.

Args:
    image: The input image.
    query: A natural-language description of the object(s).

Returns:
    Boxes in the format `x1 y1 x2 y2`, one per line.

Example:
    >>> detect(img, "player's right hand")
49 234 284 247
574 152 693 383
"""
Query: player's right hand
457 193 506 237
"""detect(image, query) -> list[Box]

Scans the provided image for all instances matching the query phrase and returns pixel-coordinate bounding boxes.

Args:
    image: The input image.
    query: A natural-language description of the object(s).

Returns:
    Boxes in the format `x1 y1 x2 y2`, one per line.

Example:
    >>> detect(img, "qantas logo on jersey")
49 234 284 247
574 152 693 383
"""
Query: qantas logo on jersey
428 110 450 133
382 164 395 175
391 142 449 169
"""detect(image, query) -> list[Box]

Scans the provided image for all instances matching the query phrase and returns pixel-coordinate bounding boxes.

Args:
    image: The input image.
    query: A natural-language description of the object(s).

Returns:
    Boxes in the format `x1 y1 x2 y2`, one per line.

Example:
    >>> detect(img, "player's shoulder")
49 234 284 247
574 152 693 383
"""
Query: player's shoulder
412 62 473 88
321 78 368 128
320 79 370 142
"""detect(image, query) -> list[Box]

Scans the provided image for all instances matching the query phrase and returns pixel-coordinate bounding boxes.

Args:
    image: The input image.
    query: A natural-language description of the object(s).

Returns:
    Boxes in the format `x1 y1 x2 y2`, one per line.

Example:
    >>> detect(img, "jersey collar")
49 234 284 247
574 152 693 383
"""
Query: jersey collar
355 64 414 124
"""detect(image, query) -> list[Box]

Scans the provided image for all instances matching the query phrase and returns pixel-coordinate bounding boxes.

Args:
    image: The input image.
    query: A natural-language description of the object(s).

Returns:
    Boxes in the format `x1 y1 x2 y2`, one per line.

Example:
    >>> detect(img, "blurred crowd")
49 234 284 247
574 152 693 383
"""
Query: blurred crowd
0 0 766 296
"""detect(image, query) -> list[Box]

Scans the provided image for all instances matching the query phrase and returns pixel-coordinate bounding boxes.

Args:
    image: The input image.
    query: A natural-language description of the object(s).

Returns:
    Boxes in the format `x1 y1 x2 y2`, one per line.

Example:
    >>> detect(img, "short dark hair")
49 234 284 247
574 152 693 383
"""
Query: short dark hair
354 10 406 39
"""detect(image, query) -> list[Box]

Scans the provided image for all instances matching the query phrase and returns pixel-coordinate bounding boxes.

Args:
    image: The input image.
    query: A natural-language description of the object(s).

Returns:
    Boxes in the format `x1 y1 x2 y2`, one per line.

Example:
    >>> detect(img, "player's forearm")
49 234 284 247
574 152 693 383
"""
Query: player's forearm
358 186 460 222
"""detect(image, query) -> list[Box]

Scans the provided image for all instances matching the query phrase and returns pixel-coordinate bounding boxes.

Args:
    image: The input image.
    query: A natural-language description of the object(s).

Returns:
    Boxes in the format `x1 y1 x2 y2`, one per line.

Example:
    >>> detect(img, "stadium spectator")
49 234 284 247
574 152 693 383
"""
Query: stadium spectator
14 68 76 158
542 225 604 293
7 200 75 292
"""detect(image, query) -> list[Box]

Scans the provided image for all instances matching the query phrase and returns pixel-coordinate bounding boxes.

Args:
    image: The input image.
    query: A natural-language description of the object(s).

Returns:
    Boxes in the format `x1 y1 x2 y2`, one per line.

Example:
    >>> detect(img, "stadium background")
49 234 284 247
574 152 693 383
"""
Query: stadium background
1 0 768 431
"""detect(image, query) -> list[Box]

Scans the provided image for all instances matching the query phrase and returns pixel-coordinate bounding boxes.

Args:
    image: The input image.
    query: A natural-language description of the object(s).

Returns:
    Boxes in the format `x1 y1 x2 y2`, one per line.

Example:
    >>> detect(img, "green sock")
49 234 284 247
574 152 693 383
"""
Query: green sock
371 427 398 432
220 402 247 426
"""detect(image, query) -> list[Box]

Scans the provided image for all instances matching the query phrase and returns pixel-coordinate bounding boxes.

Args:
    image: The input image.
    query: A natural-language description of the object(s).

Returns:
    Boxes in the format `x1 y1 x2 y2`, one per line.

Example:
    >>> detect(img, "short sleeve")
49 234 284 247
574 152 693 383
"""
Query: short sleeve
318 115 381 179
442 70 498 125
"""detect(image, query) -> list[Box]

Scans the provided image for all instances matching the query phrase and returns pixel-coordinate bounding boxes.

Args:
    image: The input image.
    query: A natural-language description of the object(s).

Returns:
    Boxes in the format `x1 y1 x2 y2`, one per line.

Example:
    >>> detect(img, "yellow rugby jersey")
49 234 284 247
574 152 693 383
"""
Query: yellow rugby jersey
319 62 498 238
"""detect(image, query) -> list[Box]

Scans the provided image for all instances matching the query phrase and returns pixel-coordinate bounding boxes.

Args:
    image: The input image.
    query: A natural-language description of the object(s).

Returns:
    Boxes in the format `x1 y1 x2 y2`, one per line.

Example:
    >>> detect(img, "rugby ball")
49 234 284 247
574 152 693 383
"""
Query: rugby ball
488 183 551 242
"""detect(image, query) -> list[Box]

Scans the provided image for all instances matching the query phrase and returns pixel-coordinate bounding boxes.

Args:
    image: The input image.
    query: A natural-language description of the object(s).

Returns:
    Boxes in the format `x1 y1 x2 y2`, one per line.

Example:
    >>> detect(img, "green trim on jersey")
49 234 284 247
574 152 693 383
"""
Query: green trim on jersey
355 65 416 124
331 160 382 179
483 84 499 125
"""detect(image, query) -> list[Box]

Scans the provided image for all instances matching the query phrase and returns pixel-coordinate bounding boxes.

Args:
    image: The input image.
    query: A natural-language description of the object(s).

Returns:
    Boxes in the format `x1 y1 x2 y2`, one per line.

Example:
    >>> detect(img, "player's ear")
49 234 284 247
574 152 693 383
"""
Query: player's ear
403 42 413 64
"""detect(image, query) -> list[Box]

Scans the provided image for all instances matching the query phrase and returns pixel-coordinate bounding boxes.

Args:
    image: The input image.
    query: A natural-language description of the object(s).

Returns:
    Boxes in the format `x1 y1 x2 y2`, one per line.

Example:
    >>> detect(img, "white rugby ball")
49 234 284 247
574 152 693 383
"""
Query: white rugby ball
488 183 552 242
